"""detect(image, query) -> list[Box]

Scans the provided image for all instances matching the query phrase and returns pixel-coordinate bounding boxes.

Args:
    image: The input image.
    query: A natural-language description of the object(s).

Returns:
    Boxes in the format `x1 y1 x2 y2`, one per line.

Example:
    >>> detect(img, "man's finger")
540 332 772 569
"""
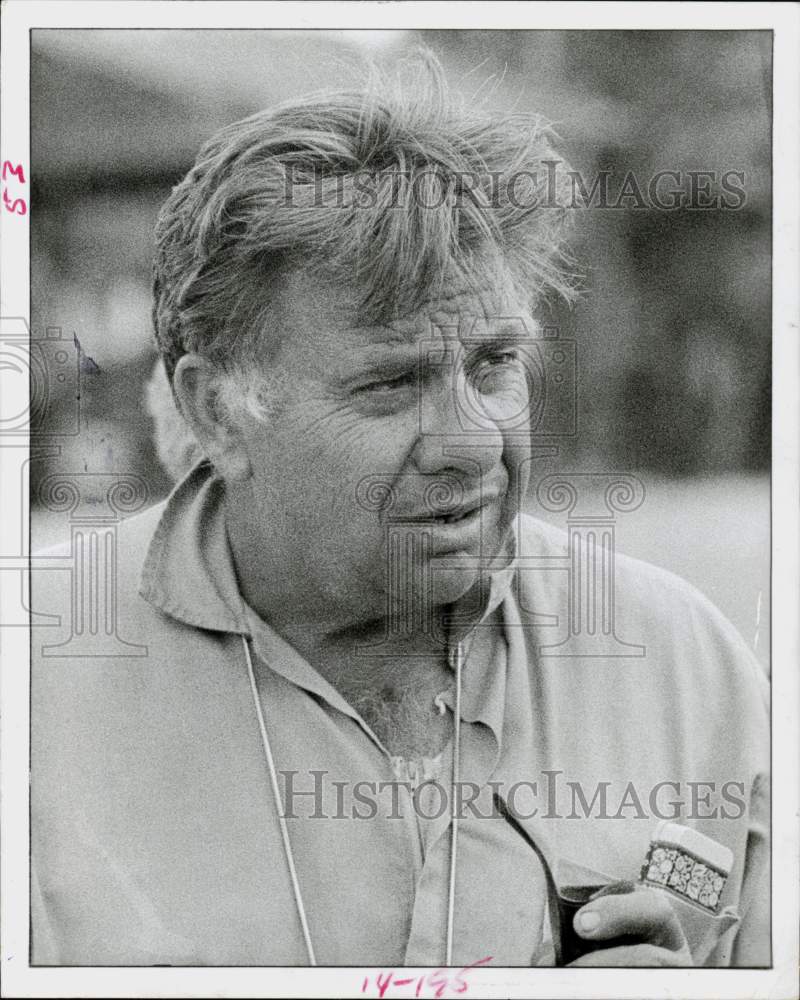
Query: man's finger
573 887 688 952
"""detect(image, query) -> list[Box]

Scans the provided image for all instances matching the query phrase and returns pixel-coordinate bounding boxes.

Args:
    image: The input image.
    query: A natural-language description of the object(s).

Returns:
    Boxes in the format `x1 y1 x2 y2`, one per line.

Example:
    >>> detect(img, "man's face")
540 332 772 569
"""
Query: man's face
231 268 538 628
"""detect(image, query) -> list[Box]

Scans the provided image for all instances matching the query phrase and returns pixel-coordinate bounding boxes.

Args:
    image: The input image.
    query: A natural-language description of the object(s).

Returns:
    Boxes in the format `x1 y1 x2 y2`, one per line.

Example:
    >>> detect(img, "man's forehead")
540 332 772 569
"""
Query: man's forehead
369 292 536 345
278 270 535 351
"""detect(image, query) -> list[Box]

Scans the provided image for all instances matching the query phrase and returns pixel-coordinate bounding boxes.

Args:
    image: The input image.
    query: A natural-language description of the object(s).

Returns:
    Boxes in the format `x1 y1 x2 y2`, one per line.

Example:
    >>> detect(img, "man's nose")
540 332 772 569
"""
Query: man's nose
412 365 505 478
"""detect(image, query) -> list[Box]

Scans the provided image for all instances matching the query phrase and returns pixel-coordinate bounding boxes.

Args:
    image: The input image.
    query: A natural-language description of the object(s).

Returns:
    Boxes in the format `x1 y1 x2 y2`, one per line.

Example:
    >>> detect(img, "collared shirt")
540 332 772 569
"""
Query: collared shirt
31 461 770 967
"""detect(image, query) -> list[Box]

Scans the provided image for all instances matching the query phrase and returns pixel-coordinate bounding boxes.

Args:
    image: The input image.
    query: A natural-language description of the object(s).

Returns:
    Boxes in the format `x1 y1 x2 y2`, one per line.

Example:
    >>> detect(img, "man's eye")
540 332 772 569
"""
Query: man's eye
358 371 417 394
470 350 525 392
485 350 521 367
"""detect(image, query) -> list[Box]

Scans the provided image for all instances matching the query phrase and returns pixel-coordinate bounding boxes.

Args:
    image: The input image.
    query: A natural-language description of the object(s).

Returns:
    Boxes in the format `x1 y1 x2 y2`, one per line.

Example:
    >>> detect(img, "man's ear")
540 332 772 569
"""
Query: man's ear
172 354 252 481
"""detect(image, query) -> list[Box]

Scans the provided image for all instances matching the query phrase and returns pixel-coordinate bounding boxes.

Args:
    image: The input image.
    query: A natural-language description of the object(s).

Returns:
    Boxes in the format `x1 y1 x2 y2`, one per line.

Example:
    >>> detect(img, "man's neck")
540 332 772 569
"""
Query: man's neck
225 500 458 756
264 613 457 760
306 626 455 759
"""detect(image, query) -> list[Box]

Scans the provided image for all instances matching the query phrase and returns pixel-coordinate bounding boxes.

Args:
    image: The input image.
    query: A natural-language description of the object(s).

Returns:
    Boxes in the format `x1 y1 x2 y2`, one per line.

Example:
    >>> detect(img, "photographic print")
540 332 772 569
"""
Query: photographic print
1 3 797 998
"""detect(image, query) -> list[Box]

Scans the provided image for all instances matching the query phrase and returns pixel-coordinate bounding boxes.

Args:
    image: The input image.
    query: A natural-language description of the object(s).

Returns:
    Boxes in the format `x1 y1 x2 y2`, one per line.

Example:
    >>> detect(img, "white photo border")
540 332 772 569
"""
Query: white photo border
1 2 797 997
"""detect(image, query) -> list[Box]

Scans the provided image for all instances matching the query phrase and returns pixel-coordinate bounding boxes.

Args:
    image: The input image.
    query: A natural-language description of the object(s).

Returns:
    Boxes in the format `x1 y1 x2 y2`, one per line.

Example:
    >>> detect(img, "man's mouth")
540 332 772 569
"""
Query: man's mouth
437 501 487 524
399 493 501 524
384 489 507 554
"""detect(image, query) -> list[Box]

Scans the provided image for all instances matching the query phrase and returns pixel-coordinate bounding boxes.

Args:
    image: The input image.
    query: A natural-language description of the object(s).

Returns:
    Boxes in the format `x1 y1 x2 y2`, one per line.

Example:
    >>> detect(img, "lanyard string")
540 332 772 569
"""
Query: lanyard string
445 641 464 966
243 633 465 967
243 635 317 966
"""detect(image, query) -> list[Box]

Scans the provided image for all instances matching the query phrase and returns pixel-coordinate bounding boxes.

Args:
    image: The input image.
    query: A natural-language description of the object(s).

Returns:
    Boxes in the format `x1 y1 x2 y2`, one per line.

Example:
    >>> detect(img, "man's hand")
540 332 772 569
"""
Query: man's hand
568 887 693 966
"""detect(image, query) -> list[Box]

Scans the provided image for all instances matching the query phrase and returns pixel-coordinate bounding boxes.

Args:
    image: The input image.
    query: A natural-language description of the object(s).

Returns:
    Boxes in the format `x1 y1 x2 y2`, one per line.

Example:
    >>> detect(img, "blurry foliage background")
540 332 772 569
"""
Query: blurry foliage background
29 30 771 666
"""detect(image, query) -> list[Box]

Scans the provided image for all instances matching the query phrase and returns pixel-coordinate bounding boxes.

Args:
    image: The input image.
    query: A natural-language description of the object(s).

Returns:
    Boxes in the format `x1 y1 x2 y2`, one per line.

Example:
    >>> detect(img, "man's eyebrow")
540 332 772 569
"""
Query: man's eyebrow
346 340 422 363
461 315 539 339
337 314 538 369
328 342 421 383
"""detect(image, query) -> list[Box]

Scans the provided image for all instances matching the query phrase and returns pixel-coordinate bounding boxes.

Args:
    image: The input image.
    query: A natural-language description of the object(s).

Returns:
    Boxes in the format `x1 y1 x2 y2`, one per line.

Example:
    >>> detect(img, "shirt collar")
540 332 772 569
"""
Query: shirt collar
139 460 249 635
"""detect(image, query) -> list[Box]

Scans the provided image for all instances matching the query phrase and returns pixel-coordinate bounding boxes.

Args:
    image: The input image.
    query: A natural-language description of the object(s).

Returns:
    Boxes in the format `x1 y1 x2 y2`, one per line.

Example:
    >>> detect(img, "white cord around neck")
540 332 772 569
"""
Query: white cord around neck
243 635 317 966
445 641 464 967
243 634 465 968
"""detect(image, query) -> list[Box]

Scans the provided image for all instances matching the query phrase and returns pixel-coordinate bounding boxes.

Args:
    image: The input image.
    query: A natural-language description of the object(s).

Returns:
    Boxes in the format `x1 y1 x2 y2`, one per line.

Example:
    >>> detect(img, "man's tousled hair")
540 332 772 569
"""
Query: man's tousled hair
152 49 577 389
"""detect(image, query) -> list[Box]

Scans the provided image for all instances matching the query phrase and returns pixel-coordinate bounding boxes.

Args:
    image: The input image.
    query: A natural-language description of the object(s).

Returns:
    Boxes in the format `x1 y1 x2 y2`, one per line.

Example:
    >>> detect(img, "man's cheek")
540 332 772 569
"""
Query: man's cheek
477 379 532 429
503 434 533 499
273 396 358 449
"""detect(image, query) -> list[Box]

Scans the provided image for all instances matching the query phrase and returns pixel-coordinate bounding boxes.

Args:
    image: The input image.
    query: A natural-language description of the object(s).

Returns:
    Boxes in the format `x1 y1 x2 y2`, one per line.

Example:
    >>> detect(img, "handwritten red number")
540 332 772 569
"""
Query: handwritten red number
375 971 394 999
427 968 450 999
450 956 492 994
362 958 491 998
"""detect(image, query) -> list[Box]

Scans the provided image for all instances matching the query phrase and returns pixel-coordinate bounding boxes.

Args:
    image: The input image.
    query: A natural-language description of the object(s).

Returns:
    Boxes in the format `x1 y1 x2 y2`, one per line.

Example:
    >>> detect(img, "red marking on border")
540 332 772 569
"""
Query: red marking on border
2 161 27 215
360 957 492 998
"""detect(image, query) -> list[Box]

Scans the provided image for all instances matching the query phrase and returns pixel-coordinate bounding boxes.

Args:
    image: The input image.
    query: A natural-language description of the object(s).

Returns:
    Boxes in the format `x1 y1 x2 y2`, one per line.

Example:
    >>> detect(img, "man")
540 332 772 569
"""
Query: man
32 54 769 967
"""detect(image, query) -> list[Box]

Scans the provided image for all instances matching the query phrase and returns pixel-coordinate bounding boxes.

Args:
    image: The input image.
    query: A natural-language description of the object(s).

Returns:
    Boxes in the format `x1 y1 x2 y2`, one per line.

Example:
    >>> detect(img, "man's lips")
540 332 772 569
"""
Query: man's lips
392 492 503 524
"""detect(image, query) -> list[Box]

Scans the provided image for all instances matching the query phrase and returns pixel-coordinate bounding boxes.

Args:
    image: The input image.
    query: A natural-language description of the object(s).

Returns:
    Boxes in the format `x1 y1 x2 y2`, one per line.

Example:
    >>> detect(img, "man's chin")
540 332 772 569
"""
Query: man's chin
375 556 478 618
377 518 515 619
429 562 483 609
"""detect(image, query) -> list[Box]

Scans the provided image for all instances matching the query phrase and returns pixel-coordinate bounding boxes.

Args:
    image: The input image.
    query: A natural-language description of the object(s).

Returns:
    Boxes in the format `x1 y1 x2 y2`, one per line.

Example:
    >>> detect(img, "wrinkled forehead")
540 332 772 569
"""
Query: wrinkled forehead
379 287 538 345
274 267 538 358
